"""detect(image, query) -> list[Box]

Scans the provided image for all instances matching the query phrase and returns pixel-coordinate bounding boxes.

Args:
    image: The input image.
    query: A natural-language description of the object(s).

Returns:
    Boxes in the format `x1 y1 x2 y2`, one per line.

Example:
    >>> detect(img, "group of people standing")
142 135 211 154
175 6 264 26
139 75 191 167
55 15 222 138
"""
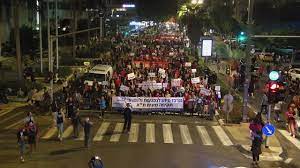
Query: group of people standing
17 112 38 162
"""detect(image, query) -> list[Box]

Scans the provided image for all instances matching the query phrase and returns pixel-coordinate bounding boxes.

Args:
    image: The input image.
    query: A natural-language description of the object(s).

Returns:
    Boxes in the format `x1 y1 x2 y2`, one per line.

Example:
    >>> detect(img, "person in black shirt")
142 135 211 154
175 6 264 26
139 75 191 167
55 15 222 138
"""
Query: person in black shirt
122 103 132 133
82 117 93 148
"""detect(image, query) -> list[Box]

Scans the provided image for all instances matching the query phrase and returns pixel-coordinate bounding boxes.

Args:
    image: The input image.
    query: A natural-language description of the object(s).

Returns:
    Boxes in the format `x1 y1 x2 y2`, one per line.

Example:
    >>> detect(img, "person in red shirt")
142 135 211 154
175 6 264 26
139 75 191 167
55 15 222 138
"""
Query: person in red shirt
115 77 121 89
285 104 297 138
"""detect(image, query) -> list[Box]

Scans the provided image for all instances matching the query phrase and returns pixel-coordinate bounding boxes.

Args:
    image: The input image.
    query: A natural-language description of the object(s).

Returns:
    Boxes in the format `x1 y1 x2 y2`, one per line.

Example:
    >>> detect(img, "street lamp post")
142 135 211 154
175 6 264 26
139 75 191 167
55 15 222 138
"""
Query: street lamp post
55 0 59 70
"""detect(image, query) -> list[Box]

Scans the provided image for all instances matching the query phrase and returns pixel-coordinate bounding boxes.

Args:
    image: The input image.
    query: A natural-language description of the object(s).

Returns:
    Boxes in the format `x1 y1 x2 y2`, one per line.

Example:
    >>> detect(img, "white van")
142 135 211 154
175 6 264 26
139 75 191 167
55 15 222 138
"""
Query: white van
84 65 113 86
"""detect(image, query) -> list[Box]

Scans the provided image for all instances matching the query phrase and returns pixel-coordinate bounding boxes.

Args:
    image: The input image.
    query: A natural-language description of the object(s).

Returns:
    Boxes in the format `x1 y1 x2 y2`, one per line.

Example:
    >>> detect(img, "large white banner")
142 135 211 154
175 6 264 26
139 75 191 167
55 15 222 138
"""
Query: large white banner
112 97 184 112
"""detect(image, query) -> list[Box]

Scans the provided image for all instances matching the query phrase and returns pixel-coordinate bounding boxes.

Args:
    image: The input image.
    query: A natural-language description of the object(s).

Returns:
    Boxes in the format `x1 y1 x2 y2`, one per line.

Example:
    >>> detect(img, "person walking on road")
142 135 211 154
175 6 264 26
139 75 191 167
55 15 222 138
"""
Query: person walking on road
26 121 38 154
223 91 233 123
98 96 107 119
55 109 65 141
72 110 81 138
24 112 34 126
122 103 132 133
285 104 297 138
82 117 93 148
17 127 27 162
249 115 264 166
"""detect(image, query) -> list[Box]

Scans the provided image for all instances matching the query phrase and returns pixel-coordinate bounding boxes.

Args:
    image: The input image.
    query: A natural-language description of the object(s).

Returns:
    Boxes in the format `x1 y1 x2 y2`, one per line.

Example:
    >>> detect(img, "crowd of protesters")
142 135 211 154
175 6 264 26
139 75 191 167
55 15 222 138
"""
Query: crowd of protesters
55 29 219 119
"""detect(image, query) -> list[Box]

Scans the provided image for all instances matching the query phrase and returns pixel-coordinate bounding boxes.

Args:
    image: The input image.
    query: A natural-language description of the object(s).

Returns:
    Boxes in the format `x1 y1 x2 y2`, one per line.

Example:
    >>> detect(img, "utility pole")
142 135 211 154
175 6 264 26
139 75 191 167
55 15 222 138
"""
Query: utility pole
13 0 22 81
39 0 43 73
47 0 51 71
242 0 254 122
55 0 59 70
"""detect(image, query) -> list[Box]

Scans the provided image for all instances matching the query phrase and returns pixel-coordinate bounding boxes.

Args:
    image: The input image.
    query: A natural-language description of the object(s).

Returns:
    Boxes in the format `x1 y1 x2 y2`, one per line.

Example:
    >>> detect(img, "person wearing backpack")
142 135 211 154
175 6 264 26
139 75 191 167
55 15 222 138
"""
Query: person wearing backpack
17 127 27 162
55 108 65 141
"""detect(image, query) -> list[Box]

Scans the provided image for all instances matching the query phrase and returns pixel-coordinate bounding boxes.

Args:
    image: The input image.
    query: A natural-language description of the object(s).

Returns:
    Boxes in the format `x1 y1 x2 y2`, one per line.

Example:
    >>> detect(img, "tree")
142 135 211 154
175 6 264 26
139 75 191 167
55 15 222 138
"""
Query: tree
12 0 22 81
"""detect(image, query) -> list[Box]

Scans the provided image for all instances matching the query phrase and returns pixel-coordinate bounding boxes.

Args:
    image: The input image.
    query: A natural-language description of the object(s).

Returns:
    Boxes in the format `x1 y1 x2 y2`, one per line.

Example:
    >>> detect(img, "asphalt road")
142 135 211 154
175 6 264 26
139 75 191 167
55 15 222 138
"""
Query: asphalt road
0 108 295 168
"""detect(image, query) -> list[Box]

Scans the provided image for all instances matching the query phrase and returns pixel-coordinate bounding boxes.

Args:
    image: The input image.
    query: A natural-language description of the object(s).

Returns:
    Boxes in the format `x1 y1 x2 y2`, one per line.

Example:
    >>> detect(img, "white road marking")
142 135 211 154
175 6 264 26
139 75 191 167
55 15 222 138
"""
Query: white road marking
0 109 12 117
278 129 300 150
0 112 23 124
163 124 174 144
146 123 155 143
42 127 57 139
212 126 233 146
179 125 193 144
284 158 293 164
128 123 139 143
62 125 73 138
110 123 124 142
196 126 213 146
93 122 110 141
4 119 23 129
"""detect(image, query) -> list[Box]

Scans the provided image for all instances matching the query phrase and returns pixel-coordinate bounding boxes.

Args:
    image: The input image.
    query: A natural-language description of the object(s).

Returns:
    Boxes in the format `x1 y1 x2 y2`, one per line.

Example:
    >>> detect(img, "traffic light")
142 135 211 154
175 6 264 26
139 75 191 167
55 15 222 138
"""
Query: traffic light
237 31 247 43
267 70 281 103
268 82 280 93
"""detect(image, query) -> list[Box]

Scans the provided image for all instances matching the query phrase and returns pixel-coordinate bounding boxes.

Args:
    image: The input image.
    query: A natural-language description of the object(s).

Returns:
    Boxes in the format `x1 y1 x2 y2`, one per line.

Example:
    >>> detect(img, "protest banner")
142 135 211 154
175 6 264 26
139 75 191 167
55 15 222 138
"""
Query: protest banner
200 88 211 96
171 79 181 87
127 73 135 80
112 97 184 112
120 85 129 92
191 77 200 84
185 62 192 67
148 72 156 78
158 68 165 74
192 69 197 73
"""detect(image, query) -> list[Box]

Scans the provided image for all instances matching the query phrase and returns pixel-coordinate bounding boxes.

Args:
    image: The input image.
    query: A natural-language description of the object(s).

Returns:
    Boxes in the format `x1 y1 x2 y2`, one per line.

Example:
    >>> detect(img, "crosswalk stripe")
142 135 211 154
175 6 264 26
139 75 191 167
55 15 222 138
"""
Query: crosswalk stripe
4 119 24 129
179 125 193 144
0 112 23 124
212 126 233 146
62 125 73 138
278 129 300 150
75 129 84 141
146 123 155 143
0 104 25 117
93 122 110 141
128 123 139 143
0 109 12 117
163 124 174 144
42 127 57 139
110 123 124 142
196 126 213 146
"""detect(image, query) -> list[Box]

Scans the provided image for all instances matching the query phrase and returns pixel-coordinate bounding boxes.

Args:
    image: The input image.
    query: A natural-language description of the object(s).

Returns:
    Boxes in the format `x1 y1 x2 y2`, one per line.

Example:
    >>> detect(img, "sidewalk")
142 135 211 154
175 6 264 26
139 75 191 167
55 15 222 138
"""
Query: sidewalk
207 62 285 161
225 123 283 161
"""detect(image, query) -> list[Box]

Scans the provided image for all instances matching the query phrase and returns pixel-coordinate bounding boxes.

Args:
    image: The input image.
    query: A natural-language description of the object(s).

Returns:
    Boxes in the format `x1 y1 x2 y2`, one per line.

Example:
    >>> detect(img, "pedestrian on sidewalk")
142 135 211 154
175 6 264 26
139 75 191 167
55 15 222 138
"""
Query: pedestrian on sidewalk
285 104 297 138
17 127 27 162
122 103 132 133
274 101 283 122
72 110 81 138
82 117 93 148
260 92 268 114
55 109 65 141
249 115 264 166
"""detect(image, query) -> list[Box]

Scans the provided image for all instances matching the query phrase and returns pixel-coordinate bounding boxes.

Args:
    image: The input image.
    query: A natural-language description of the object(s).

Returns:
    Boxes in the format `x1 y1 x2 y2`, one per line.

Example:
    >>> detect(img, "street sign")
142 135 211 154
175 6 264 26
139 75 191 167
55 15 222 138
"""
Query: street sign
262 124 276 136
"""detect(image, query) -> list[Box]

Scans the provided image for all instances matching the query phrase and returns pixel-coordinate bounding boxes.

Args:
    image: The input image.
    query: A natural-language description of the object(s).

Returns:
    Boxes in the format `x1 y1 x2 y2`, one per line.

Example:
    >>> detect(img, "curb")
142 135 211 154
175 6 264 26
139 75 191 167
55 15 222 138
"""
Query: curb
237 144 283 161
